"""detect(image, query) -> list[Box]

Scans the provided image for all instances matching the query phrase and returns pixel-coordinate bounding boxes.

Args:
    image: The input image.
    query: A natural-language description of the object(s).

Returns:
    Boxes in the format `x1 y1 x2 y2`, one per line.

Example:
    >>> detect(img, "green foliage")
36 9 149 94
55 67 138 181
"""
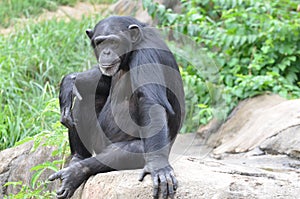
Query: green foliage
180 67 213 132
143 0 300 131
4 181 55 199
0 0 59 28
4 160 63 199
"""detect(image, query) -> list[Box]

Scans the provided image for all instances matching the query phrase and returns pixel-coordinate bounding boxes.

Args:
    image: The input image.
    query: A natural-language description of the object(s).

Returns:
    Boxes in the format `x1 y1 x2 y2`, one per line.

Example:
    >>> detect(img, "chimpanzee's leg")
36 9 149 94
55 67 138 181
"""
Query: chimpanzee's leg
49 139 145 199
68 126 92 164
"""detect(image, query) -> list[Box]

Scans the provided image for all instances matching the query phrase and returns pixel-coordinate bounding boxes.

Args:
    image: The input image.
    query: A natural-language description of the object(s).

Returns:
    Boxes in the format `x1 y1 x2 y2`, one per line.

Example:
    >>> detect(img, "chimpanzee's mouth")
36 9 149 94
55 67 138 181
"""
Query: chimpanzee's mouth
101 60 121 68
99 60 121 76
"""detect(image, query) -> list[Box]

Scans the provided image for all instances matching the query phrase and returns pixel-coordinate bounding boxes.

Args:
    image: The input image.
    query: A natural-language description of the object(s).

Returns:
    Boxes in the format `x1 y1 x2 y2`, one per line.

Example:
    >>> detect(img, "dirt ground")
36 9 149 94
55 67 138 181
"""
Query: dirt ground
0 2 109 35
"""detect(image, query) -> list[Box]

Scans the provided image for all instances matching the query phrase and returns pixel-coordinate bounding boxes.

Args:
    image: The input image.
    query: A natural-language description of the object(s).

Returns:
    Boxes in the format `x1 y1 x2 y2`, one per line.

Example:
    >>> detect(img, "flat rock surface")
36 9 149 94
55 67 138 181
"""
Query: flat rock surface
71 133 300 199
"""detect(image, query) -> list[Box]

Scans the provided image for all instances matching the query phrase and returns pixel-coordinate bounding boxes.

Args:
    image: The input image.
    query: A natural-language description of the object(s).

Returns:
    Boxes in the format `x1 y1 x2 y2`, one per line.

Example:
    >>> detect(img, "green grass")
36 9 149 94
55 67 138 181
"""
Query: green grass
0 0 115 28
0 15 103 150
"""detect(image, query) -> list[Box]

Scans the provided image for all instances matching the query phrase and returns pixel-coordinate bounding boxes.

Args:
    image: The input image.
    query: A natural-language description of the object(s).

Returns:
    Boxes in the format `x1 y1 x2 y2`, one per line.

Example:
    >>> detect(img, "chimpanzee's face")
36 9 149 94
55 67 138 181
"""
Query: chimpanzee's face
86 24 141 76
93 33 130 76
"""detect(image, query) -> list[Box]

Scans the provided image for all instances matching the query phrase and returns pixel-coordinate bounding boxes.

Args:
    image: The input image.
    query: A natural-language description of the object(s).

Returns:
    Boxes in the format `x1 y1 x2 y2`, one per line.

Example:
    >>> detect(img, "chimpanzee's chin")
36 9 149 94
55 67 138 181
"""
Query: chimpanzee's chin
99 64 119 76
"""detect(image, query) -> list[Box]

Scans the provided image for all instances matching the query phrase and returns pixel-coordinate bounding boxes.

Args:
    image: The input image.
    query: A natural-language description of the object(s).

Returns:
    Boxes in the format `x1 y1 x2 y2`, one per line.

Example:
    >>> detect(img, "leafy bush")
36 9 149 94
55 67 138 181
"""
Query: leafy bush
143 0 300 132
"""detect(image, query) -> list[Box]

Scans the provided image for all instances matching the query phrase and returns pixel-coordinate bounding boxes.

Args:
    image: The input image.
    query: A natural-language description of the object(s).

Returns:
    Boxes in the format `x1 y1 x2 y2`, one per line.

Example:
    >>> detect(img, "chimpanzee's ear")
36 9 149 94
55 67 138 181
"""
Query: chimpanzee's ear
86 29 94 39
128 24 143 43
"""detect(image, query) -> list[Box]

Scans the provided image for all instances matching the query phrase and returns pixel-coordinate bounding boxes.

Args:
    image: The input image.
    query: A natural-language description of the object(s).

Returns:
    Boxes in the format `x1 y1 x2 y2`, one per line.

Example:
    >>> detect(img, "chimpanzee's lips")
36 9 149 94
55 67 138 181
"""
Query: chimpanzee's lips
101 60 121 68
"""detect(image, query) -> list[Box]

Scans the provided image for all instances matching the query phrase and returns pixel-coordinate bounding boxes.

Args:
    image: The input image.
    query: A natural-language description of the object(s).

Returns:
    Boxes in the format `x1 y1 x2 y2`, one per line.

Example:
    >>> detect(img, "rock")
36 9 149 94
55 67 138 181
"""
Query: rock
107 0 181 24
69 132 300 199
0 141 33 197
260 125 300 159
77 160 296 199
206 94 300 156
1 133 300 199
0 141 59 197
106 0 152 24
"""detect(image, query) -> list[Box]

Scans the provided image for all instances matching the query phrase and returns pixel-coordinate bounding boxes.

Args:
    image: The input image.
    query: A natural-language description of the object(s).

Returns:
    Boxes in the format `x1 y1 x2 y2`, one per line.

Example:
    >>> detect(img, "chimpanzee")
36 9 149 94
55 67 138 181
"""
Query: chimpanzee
49 16 185 199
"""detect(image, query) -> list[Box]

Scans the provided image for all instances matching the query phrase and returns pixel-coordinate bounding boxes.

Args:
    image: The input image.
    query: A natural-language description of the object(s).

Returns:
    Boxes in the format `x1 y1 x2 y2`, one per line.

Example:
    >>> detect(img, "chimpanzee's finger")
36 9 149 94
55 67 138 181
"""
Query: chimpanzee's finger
57 187 68 199
138 169 149 181
152 173 159 199
170 170 178 190
48 170 62 181
159 173 168 199
166 174 175 198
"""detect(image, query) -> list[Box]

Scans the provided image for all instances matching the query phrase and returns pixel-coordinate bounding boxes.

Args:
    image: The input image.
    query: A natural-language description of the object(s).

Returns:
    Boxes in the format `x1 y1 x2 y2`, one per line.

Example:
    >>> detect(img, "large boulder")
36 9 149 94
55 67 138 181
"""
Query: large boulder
206 94 300 157
70 131 300 198
71 155 300 199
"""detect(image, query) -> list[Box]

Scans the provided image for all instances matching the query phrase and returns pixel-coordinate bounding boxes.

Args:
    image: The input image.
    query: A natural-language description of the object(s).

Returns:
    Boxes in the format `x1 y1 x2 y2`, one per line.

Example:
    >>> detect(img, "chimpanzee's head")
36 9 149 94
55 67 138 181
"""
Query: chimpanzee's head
86 16 144 76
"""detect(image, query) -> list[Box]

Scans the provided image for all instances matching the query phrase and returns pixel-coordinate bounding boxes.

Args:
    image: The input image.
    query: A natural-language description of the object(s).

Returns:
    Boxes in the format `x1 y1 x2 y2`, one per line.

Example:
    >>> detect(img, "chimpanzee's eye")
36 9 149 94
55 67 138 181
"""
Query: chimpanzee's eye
111 39 119 48
94 38 105 46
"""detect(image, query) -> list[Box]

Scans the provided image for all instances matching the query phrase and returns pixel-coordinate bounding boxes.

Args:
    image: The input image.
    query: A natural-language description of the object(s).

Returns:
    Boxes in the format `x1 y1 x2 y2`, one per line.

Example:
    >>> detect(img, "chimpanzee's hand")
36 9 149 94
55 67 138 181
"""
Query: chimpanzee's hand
60 107 74 129
59 73 80 129
48 162 89 199
139 165 178 199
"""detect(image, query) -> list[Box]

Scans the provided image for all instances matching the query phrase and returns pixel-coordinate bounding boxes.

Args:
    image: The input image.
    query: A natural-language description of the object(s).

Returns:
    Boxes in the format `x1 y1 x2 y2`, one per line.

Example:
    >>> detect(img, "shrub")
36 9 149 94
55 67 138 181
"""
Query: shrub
143 0 300 132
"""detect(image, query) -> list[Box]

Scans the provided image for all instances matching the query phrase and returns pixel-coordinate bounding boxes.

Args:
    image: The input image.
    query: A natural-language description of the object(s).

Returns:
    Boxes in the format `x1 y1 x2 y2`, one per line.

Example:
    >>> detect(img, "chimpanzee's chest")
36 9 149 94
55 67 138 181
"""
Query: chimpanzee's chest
97 93 140 143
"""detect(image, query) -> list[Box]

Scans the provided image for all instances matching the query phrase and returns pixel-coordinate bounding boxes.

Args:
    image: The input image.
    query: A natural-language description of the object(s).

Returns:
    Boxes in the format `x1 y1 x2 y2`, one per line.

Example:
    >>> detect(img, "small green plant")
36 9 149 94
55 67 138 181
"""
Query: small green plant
4 181 54 199
4 159 65 199
4 159 63 199
180 67 212 132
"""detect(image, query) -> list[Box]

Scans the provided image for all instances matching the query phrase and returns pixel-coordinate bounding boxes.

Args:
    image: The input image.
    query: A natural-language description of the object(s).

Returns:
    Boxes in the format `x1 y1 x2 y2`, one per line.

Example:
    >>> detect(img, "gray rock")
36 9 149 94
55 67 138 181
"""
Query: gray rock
206 94 300 156
0 141 33 198
107 0 153 24
69 132 300 199
71 155 300 199
260 125 300 159
106 0 181 24
0 141 59 197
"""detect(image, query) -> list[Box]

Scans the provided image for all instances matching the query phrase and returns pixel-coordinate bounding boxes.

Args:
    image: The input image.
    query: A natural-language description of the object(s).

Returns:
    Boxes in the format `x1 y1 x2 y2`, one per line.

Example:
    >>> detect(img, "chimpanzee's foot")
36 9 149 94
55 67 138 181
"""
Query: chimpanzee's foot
49 162 90 199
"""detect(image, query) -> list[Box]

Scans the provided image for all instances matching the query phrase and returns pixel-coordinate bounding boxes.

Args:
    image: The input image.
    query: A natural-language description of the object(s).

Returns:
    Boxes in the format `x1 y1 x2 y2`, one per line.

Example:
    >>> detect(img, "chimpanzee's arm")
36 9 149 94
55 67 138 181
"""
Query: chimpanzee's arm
59 72 77 129
59 67 111 162
59 67 109 129
137 86 178 199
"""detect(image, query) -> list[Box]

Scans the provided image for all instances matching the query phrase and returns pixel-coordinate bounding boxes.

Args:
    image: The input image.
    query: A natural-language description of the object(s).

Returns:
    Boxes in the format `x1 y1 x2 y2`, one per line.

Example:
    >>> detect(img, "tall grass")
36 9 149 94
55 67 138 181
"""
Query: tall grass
0 16 102 150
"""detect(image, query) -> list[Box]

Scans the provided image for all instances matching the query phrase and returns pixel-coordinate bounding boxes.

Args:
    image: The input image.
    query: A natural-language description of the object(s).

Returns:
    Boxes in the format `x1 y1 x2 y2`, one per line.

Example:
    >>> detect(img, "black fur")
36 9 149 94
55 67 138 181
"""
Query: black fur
49 16 185 199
